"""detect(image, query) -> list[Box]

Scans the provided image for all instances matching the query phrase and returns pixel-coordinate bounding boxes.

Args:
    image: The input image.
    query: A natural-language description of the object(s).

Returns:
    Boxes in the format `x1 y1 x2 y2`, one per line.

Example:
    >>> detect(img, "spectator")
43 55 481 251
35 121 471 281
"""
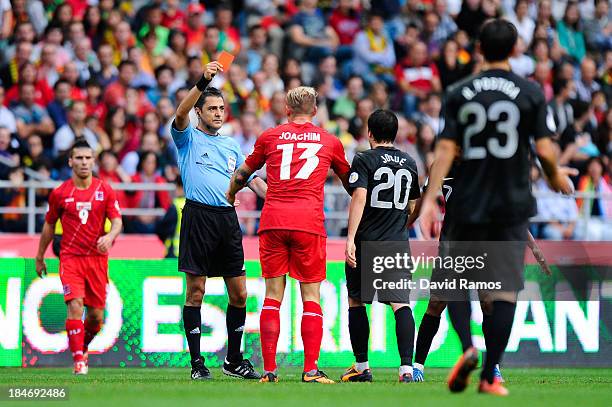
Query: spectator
0 126 18 179
594 108 612 157
0 166 26 232
84 79 107 122
46 80 72 129
201 26 221 65
576 58 602 103
147 65 177 105
0 85 16 133
532 38 555 71
98 149 131 208
433 0 458 45
234 112 261 157
137 4 170 56
396 41 442 118
351 12 397 87
348 97 373 140
110 21 136 66
241 25 269 76
506 0 535 46
104 60 137 108
436 39 472 90
417 93 444 136
83 5 105 49
575 157 612 240
556 1 586 63
126 151 171 234
332 75 364 119
328 0 361 61
416 123 435 170
91 44 119 89
564 100 601 172
395 116 425 181
183 3 207 54
288 0 339 67
11 82 55 141
4 21 36 63
0 0 12 53
121 131 162 176
548 78 575 146
5 62 53 107
54 100 105 157
260 54 284 99
60 62 87 99
74 37 98 84
533 62 554 102
22 133 45 169
532 165 578 240
216 5 241 55
0 41 33 89
105 106 140 161
260 91 287 130
37 43 62 86
370 81 390 110
161 0 185 31
164 30 188 82
456 0 487 39
36 25 71 68
509 37 535 78
584 0 611 52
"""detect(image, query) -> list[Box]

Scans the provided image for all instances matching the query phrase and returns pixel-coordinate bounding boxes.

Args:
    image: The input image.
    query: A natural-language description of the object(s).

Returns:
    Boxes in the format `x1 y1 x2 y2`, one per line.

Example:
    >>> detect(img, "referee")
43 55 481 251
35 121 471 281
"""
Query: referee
172 60 267 380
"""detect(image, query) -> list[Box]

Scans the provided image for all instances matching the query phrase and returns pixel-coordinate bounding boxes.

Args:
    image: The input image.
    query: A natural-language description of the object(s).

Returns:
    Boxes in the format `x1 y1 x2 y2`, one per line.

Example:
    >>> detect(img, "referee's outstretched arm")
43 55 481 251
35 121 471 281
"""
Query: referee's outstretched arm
174 61 224 131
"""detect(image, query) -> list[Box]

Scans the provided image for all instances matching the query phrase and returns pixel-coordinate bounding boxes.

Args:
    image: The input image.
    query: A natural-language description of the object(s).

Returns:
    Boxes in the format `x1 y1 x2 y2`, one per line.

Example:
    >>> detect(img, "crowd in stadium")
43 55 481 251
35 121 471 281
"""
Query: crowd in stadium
0 0 610 239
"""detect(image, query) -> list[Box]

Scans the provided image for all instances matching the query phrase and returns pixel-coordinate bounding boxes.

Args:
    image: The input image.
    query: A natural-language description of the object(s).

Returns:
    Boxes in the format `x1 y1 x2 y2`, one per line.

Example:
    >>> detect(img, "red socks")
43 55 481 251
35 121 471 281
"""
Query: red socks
260 298 281 373
301 301 323 373
260 299 324 373
83 319 102 353
66 319 85 362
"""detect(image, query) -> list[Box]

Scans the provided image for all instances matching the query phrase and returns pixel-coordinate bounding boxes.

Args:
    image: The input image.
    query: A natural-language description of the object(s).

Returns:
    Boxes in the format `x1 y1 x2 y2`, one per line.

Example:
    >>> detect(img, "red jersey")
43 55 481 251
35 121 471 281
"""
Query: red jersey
45 178 122 258
245 121 350 236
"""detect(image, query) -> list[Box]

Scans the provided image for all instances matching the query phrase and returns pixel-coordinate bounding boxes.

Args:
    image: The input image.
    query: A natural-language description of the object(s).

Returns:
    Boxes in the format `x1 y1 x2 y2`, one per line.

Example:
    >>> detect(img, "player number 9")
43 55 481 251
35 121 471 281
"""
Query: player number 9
79 208 89 224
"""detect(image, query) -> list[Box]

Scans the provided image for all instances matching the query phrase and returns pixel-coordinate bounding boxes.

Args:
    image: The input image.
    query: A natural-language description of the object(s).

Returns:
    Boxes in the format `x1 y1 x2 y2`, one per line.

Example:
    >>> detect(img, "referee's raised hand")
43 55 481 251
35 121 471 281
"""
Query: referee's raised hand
203 61 223 80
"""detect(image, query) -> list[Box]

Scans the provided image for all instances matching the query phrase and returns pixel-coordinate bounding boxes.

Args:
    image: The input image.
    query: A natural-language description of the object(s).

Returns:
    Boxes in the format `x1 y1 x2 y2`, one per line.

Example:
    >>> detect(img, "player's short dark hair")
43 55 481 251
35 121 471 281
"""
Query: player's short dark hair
195 87 224 109
479 19 518 62
70 138 93 157
368 109 398 143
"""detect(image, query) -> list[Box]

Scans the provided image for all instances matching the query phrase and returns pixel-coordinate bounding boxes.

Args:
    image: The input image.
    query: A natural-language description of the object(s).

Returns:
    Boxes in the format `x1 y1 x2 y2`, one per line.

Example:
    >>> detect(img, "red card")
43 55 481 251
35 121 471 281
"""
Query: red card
217 51 235 70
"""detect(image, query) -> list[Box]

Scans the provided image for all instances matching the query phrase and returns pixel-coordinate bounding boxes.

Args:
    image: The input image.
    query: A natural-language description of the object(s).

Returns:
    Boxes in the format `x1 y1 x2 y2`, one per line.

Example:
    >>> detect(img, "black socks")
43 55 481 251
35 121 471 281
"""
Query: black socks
348 306 370 363
226 304 246 363
183 305 202 363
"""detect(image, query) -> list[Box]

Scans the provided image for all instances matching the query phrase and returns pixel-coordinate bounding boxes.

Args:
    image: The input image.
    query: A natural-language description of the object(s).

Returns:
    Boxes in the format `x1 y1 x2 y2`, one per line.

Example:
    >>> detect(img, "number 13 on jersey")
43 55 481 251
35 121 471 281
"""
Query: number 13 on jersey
277 143 323 180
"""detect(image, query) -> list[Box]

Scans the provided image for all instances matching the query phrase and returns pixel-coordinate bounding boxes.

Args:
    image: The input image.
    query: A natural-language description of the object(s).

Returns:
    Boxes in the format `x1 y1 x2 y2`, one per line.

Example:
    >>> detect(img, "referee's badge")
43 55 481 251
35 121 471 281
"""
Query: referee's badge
227 156 237 173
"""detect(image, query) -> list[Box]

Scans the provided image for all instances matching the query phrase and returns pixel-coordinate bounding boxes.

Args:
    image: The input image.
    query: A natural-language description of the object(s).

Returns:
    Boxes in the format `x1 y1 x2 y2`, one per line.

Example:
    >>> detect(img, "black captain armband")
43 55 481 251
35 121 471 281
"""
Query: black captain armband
196 75 212 91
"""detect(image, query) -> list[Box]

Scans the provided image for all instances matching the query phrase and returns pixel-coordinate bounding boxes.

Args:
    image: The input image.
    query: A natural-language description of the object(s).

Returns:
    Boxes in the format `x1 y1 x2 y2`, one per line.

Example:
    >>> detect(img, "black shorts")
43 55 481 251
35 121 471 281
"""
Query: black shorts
345 241 412 304
178 200 245 278
434 220 528 299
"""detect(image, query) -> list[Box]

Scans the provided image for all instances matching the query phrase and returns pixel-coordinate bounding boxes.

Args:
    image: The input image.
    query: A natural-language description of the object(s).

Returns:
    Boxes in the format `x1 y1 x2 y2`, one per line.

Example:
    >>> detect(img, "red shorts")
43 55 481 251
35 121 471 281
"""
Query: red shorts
259 230 327 283
59 256 108 309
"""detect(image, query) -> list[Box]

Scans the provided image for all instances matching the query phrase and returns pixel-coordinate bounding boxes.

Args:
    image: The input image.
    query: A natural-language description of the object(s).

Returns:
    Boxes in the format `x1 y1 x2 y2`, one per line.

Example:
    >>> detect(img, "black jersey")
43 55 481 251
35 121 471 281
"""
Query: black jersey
439 69 554 224
348 146 420 241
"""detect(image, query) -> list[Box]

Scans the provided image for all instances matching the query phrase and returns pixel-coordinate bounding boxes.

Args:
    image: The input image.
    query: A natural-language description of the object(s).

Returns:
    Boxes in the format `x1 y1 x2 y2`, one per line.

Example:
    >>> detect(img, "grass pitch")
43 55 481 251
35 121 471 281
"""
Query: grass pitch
1 367 610 407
